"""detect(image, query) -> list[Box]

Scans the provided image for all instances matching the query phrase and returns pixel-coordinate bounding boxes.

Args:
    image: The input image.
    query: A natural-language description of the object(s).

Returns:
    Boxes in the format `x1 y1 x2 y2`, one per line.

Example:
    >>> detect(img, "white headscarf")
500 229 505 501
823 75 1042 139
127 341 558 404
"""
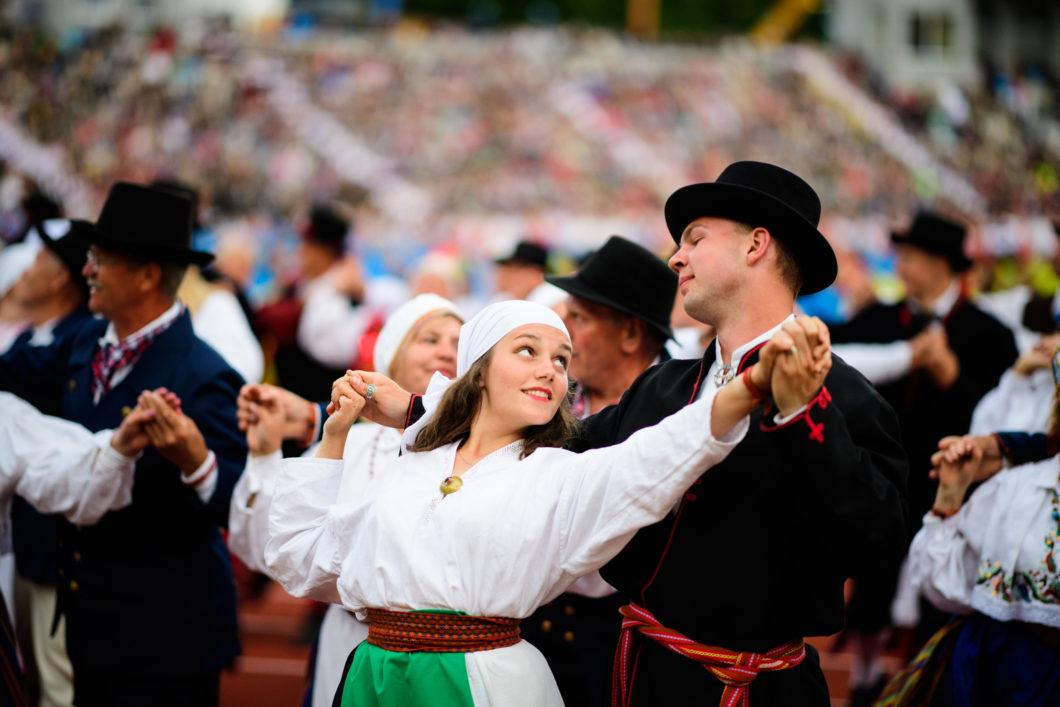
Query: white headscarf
373 293 463 379
401 300 569 451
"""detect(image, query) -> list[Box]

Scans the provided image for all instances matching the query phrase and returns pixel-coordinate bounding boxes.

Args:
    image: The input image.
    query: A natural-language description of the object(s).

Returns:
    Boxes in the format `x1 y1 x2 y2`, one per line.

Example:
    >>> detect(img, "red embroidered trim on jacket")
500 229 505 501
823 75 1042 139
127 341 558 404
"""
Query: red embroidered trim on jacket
759 386 832 443
405 393 421 429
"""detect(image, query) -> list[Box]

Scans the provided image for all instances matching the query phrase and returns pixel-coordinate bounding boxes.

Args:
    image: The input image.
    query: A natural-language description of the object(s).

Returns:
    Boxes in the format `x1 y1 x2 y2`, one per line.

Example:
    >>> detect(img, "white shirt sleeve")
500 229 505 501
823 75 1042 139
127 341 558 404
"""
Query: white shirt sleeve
229 451 283 575
832 341 914 386
266 457 346 604
0 393 137 525
564 571 617 598
907 479 998 615
297 277 378 369
553 387 749 579
969 368 1054 435
192 289 264 384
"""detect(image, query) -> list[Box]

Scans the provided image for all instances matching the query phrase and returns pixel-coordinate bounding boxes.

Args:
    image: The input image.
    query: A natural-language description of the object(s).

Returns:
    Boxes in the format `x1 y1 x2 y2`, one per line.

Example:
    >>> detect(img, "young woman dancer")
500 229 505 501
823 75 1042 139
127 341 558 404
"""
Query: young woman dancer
266 300 830 706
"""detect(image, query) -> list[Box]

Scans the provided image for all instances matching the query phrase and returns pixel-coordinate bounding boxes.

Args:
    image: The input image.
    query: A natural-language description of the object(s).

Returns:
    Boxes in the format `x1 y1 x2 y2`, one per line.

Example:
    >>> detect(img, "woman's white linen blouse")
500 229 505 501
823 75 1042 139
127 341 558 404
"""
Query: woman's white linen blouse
229 422 401 707
265 386 746 618
908 457 1060 628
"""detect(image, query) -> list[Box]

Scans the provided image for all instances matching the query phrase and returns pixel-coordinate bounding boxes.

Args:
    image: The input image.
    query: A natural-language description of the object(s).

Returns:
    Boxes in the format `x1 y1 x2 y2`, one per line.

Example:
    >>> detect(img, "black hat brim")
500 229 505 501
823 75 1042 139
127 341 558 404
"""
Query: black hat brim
89 231 215 267
890 232 973 272
494 256 546 268
546 273 674 340
665 182 837 295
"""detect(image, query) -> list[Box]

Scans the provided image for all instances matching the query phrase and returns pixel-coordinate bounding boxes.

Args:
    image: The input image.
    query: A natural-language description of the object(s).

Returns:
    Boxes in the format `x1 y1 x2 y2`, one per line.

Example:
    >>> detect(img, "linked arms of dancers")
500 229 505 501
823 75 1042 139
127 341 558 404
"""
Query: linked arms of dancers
320 317 832 457
0 388 176 524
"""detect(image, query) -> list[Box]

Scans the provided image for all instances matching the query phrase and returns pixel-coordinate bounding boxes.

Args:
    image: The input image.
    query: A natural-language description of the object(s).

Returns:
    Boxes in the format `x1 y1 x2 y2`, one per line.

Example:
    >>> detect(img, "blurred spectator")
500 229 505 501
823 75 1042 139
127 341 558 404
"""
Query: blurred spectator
9 190 61 246
969 333 1060 436
0 181 246 706
526 234 676 707
977 220 1060 353
0 240 37 353
832 211 1019 703
492 240 548 301
6 218 93 707
152 180 264 384
546 235 676 417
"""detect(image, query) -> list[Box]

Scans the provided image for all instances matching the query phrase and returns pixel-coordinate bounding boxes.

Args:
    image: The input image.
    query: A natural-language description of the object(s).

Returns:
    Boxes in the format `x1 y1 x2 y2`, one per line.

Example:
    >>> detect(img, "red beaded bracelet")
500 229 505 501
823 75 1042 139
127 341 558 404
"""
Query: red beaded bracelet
741 368 764 403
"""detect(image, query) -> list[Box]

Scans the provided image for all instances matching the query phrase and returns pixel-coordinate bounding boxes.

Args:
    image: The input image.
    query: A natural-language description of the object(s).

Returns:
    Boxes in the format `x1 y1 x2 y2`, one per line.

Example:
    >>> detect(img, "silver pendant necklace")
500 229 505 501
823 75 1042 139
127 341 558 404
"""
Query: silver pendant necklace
713 365 735 387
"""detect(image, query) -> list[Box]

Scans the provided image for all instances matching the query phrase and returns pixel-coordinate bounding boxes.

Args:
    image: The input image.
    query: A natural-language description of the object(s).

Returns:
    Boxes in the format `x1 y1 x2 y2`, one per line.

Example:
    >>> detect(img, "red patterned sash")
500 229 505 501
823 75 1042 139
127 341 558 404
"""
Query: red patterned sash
612 603 805 707
365 609 520 653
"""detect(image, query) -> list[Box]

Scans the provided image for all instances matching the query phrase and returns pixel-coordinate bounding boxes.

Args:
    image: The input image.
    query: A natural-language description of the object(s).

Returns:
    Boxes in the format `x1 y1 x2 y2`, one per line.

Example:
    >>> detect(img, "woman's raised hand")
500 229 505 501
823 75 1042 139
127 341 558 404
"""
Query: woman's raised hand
767 316 831 416
932 436 983 514
241 386 285 457
317 375 367 459
332 370 413 430
930 434 1002 484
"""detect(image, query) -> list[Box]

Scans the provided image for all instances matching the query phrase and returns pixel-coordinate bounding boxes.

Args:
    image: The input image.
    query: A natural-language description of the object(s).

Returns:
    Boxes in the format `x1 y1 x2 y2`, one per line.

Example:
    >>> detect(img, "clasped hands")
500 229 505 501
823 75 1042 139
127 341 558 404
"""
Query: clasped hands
748 316 832 417
910 324 959 389
110 388 209 475
928 435 990 514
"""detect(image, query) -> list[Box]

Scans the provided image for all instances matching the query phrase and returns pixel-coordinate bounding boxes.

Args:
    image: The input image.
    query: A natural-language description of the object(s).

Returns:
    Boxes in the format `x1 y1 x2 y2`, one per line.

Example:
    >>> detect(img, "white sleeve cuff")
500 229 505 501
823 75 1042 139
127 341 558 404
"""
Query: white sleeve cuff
94 429 140 475
773 404 809 426
182 451 218 502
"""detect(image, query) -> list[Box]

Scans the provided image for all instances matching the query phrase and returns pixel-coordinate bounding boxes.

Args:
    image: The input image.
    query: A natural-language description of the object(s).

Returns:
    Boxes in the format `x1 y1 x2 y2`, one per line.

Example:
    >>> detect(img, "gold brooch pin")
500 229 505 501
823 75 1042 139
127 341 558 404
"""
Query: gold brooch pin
440 476 463 496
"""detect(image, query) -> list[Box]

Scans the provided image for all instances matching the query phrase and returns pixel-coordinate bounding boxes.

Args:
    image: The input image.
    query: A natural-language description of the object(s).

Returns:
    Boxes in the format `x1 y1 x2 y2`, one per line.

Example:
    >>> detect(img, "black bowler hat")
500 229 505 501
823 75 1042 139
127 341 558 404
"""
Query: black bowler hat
37 219 92 295
89 182 213 266
150 179 202 231
546 235 677 339
664 161 837 295
891 211 972 272
495 240 548 270
302 205 350 252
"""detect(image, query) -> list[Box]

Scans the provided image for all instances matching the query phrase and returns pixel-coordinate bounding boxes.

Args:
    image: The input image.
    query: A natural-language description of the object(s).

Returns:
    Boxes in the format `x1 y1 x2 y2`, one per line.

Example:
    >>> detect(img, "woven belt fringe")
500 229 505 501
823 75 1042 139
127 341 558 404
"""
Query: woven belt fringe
611 603 805 707
365 609 521 653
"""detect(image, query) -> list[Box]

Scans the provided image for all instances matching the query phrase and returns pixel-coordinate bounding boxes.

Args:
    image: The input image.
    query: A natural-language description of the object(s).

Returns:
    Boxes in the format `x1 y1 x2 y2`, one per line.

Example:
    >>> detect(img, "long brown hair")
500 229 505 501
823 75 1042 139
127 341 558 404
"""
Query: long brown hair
407 348 579 458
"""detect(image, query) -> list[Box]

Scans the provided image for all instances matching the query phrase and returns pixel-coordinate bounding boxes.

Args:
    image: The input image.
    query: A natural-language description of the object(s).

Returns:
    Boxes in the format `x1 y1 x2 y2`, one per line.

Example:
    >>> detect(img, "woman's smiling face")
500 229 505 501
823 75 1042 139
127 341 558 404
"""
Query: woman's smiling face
479 324 571 432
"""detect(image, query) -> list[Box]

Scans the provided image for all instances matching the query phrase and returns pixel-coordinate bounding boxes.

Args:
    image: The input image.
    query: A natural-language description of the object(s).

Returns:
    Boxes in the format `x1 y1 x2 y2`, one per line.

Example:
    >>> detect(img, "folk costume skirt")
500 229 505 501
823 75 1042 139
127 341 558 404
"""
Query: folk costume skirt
335 610 562 707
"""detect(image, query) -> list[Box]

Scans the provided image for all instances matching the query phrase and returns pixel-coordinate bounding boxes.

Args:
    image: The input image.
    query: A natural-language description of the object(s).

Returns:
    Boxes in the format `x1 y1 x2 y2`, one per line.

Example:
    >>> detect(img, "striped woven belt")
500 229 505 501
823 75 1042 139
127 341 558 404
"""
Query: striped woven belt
612 603 805 707
365 609 521 653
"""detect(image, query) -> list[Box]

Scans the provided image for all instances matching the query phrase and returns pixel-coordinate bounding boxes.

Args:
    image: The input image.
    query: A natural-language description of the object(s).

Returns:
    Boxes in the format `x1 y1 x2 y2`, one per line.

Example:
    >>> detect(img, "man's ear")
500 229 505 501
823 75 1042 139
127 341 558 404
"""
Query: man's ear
746 227 772 266
47 266 72 295
619 317 645 354
139 262 163 294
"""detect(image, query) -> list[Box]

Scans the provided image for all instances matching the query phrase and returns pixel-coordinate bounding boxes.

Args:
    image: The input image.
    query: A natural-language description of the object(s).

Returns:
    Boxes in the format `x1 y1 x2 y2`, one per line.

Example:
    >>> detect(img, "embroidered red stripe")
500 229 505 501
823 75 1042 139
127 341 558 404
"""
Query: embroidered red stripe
405 394 421 429
759 385 832 443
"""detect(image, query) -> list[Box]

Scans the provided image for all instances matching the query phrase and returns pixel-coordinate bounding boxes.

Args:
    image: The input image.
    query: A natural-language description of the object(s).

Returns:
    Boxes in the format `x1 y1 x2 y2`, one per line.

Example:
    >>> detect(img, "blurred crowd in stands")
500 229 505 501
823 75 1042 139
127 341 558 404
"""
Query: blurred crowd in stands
0 21 1057 325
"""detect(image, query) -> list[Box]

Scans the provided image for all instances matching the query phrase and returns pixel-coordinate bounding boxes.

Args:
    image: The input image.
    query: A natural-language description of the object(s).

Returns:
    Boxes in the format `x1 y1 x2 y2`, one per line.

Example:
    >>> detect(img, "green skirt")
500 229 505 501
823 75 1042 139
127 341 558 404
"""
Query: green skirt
339 610 478 707
339 642 476 707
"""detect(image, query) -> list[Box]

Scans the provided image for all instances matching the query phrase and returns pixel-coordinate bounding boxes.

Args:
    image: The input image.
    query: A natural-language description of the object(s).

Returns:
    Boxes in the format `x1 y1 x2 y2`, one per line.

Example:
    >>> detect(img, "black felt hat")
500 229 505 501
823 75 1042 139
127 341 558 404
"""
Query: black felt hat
546 235 677 339
37 219 92 295
150 179 202 231
891 211 972 272
495 241 548 270
301 205 350 251
664 161 837 295
89 182 213 266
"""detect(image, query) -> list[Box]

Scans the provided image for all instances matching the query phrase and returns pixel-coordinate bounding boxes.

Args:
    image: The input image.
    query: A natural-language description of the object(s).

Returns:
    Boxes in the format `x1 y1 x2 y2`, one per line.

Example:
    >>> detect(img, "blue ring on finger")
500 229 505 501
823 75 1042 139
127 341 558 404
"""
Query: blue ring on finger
365 383 376 400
